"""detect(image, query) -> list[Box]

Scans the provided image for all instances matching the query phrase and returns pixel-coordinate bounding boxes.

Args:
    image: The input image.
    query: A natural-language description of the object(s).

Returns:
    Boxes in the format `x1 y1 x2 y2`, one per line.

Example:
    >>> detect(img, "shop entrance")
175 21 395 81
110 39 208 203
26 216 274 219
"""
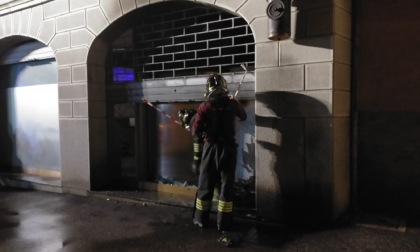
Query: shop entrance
107 99 255 210
108 102 201 190
100 1 256 211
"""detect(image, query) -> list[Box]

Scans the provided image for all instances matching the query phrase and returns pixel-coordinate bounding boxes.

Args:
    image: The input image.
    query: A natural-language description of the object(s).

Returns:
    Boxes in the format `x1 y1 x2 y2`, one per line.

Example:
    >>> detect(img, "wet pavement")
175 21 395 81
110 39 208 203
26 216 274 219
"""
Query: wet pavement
1 187 420 252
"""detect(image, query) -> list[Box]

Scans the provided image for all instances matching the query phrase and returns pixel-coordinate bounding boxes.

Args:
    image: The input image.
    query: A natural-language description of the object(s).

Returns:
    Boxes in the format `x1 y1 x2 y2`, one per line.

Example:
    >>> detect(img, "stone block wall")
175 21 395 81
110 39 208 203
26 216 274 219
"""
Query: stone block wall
254 0 352 223
0 0 352 222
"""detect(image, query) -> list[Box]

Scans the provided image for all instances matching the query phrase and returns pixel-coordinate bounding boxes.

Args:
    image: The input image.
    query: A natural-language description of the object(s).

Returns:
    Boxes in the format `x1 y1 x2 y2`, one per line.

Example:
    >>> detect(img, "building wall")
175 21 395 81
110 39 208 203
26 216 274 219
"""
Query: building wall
0 0 352 223
354 0 420 219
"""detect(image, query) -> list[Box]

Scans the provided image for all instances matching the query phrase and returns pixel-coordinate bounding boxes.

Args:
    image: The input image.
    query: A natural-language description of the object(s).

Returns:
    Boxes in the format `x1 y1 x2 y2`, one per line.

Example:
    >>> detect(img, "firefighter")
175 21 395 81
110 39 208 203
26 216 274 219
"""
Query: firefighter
178 109 203 174
192 73 247 232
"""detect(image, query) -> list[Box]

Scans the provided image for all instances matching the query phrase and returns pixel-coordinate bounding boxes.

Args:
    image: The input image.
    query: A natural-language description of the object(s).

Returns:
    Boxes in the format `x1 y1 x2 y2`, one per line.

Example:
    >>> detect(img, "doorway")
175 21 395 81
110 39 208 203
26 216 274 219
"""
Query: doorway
97 1 256 213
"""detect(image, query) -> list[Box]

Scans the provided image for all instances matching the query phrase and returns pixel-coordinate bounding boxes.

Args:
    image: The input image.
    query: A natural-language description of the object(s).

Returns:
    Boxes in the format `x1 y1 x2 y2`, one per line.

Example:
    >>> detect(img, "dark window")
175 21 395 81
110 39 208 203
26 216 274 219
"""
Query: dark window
164 12 184 22
221 27 246 37
221 64 241 73
136 56 152 64
164 61 184 69
144 63 163 71
221 12 235 20
164 45 184 54
185 42 207 51
144 32 162 40
154 22 173 31
144 16 162 25
141 72 153 79
175 68 196 77
135 41 153 49
209 20 232 30
185 24 207 34
154 54 173 62
154 70 173 78
209 38 232 48
144 48 162 56
234 54 255 63
196 31 219 41
197 66 220 75
174 35 195 44
248 44 255 53
164 28 184 37
135 25 152 33
197 13 219 23
234 18 248 26
174 18 195 28
154 38 173 47
209 56 232 65
174 52 195 60
185 59 207 68
186 8 207 17
234 35 254 45
197 49 219 58
221 45 246 55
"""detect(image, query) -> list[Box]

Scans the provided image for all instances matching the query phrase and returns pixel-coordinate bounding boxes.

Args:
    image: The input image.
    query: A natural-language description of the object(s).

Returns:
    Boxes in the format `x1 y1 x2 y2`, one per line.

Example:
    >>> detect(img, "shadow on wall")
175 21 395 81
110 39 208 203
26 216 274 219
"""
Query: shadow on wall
0 36 42 174
292 0 334 49
256 91 332 227
0 120 23 173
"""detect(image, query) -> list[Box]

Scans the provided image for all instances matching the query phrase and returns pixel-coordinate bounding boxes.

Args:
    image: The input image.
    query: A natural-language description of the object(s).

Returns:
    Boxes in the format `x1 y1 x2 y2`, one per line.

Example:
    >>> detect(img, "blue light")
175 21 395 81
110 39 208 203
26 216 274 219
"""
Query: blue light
113 67 135 82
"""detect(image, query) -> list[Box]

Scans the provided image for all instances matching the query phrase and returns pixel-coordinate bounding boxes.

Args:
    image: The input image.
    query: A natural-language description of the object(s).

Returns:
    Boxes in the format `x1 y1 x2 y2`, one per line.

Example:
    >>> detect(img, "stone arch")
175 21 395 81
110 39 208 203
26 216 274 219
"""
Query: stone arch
0 36 34 57
87 0 259 189
0 35 61 179
0 6 57 49
87 0 268 66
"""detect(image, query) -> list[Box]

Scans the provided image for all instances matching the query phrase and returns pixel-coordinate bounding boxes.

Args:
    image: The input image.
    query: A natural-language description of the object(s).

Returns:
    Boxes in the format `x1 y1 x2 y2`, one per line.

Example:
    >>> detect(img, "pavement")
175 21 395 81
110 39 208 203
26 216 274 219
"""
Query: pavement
1 186 420 252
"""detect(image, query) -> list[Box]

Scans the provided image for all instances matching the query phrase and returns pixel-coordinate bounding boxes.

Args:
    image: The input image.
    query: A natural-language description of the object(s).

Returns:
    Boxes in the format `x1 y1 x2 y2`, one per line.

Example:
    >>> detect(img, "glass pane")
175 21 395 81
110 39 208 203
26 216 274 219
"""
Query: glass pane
0 58 60 173
4 84 61 170
1 59 58 88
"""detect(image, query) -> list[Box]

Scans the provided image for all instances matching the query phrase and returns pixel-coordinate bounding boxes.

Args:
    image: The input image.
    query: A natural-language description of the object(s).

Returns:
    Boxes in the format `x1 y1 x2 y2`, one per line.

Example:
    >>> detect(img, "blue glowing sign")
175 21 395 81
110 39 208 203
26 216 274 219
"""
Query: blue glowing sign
113 67 135 83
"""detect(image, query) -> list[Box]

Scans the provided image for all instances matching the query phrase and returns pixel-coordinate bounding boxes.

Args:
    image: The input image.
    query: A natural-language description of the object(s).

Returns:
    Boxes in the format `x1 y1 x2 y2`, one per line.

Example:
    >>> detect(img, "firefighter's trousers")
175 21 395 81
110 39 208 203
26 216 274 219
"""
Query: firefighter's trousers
194 141 237 230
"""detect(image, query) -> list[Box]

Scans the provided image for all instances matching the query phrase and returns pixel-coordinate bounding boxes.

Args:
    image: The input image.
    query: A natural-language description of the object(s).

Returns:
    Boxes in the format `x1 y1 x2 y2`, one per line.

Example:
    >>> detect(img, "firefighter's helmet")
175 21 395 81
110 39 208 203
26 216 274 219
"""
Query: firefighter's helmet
205 74 229 99
178 109 196 129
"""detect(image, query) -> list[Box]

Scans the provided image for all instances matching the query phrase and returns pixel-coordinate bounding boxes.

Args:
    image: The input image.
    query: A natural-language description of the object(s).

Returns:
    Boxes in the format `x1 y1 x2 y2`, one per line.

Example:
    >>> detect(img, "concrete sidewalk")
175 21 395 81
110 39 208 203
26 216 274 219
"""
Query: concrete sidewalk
1 187 420 252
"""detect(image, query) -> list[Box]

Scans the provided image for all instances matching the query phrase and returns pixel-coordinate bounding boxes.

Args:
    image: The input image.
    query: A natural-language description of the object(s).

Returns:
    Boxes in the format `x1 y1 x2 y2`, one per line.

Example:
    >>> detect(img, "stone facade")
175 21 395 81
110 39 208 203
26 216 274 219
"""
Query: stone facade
0 0 352 223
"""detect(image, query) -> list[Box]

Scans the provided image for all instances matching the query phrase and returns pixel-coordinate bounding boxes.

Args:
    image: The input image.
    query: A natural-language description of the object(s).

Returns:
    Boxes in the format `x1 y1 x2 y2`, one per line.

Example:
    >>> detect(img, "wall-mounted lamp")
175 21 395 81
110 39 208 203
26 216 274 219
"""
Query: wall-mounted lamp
267 0 291 40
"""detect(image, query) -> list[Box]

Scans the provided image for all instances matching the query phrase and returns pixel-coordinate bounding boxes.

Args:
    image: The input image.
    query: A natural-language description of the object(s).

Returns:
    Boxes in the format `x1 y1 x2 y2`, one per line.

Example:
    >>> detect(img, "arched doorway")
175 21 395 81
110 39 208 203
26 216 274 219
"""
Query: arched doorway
0 39 61 182
89 2 255 211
